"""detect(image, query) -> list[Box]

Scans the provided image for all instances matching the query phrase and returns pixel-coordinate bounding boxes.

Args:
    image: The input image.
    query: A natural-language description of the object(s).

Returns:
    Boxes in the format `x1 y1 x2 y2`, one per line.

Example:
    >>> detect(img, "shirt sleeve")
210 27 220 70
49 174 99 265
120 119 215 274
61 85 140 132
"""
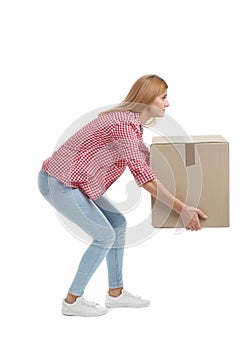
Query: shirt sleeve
112 122 156 186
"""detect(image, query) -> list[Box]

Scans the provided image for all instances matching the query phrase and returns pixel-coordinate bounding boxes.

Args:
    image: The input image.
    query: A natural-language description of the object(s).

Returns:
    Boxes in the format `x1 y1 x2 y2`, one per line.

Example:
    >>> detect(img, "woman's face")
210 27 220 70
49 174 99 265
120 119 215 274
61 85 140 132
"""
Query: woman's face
149 91 169 117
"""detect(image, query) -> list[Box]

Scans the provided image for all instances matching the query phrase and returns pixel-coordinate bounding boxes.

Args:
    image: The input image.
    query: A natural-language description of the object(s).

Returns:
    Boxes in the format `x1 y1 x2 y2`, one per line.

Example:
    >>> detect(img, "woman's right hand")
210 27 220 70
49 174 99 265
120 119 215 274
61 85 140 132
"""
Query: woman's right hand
141 179 208 231
180 205 208 231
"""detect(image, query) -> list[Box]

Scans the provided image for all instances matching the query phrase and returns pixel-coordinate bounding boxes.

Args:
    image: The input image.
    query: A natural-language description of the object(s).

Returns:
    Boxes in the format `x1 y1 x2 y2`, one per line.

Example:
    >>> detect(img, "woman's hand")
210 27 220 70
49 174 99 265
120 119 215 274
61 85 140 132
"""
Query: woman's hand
142 179 208 231
180 205 208 231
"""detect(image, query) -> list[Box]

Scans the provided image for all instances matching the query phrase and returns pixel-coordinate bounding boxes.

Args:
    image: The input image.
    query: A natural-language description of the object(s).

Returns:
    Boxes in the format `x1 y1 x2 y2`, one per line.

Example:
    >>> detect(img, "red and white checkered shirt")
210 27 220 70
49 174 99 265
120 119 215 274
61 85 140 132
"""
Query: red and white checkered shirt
42 110 156 200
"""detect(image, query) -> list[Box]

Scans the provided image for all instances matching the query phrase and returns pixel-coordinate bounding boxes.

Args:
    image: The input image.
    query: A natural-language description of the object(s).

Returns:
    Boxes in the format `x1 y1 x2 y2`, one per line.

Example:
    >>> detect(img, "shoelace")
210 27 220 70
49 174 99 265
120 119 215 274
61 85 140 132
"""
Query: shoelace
124 290 142 299
78 298 100 308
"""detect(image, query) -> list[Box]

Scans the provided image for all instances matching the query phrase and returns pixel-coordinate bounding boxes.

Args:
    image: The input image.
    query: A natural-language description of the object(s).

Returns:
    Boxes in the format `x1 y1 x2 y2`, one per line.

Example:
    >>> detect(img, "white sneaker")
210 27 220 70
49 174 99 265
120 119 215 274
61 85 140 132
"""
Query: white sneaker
62 297 108 317
105 289 150 308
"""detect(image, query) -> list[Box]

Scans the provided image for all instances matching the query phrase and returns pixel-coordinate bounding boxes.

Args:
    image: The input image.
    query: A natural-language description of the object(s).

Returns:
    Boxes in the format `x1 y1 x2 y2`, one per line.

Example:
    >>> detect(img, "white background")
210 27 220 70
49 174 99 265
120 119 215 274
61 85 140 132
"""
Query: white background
1 0 251 349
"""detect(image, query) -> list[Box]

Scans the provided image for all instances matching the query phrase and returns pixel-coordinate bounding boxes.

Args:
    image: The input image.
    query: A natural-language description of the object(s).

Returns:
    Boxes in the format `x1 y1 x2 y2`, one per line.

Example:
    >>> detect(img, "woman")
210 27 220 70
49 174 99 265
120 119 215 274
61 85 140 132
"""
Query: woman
38 74 207 317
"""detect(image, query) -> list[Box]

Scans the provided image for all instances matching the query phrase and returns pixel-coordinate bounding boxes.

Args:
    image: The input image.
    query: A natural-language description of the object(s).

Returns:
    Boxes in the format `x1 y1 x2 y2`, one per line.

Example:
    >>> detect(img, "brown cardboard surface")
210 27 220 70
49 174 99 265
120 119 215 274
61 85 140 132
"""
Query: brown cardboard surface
150 135 229 228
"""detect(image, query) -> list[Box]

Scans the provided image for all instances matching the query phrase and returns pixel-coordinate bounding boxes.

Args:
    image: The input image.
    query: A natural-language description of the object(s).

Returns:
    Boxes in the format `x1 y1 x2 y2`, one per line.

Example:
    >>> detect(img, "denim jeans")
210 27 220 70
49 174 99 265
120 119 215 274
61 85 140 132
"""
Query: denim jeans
38 169 126 296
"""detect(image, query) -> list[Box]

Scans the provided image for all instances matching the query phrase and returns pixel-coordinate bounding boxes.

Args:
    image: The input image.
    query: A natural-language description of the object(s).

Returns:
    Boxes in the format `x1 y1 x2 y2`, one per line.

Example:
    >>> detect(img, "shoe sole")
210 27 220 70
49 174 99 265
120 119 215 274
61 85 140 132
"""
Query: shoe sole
62 309 108 317
105 301 150 308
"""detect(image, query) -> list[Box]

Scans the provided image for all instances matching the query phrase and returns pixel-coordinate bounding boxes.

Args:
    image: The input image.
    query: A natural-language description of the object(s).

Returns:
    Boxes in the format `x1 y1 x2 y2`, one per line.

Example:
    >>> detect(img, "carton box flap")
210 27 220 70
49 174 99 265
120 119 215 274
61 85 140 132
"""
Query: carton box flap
152 135 227 144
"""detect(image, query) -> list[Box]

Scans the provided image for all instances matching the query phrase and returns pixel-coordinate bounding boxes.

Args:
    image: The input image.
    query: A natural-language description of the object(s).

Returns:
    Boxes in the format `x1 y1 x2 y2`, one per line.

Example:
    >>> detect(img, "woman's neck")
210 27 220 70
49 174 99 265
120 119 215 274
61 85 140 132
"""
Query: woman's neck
139 108 151 125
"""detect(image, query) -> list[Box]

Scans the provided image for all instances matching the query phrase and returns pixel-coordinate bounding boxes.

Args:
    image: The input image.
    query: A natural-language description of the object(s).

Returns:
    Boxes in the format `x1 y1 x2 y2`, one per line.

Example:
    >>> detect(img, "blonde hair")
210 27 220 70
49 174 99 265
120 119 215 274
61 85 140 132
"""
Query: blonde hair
99 74 168 127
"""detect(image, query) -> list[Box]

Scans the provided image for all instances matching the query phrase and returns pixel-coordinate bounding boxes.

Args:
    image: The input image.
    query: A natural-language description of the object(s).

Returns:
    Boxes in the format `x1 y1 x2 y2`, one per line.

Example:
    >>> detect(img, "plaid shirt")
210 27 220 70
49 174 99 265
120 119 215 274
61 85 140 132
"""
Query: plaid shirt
42 110 156 200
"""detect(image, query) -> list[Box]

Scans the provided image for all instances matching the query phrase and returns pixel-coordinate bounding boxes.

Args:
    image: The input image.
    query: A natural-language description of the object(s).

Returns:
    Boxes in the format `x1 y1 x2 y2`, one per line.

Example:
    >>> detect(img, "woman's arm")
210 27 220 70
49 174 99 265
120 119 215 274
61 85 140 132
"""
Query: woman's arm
142 179 207 231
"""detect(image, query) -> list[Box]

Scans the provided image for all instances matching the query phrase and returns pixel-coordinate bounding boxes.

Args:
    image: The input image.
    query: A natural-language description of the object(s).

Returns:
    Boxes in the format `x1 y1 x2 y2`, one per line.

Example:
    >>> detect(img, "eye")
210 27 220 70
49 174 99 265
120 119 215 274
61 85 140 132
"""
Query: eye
162 94 167 100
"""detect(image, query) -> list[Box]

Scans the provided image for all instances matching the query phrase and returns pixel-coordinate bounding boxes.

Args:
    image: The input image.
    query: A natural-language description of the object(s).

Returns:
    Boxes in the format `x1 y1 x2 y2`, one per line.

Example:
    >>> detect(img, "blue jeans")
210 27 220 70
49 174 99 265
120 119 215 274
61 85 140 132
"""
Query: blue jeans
38 169 126 296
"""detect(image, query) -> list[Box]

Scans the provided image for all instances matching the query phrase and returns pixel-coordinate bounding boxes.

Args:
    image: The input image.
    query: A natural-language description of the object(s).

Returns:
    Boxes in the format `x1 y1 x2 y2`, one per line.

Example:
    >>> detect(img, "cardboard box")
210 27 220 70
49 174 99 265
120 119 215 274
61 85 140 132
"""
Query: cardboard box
150 135 229 228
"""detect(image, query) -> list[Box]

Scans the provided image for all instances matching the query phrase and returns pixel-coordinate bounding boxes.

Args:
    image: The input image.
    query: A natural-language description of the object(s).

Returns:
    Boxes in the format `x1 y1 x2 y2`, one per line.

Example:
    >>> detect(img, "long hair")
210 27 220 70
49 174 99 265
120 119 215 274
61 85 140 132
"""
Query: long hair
98 74 168 127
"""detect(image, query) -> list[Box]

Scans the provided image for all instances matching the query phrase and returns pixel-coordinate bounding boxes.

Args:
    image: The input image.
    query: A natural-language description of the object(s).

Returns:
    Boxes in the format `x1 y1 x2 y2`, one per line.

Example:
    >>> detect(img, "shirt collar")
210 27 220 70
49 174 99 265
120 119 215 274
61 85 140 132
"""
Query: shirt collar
126 111 143 134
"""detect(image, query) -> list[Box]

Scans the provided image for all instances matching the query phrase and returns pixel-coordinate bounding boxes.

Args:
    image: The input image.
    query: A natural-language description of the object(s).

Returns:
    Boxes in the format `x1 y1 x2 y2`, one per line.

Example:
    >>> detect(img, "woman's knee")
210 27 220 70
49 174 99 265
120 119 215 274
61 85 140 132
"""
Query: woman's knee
93 229 116 249
116 213 127 231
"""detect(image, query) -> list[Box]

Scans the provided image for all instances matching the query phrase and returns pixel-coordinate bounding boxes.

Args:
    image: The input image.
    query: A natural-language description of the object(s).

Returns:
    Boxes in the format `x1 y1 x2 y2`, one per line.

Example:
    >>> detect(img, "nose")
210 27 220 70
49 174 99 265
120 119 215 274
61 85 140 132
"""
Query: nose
164 99 169 108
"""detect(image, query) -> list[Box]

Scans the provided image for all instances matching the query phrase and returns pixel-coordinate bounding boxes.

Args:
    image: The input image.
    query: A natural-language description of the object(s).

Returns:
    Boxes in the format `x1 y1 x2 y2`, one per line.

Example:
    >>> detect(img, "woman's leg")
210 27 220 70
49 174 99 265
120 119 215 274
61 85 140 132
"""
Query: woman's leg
94 196 127 295
38 170 118 298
